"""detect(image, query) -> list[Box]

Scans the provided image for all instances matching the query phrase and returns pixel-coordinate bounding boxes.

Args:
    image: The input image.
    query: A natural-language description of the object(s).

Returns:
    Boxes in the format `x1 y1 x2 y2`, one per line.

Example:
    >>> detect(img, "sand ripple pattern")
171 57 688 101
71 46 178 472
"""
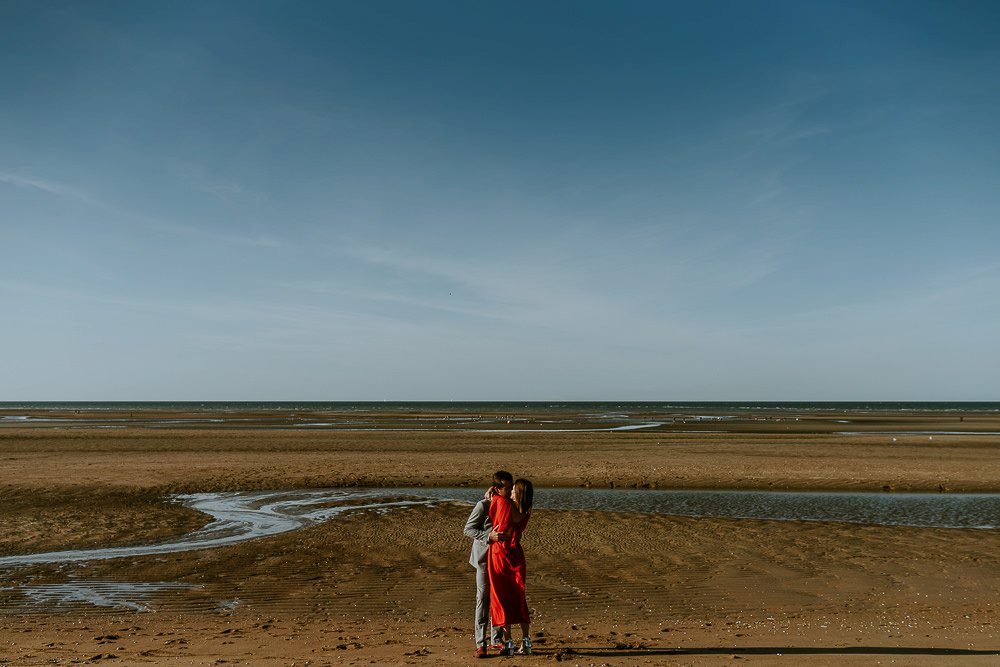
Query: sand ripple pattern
4 488 1000 570
3 500 1000 623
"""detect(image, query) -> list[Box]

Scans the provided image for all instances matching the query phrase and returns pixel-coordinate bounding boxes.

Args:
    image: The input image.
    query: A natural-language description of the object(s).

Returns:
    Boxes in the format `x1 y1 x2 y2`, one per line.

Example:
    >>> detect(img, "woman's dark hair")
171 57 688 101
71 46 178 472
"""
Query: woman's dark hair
513 478 533 514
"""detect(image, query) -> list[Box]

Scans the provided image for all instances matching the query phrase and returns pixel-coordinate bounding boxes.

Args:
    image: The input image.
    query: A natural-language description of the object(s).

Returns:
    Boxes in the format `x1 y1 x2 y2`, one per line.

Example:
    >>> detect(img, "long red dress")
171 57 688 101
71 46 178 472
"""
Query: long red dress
488 494 530 626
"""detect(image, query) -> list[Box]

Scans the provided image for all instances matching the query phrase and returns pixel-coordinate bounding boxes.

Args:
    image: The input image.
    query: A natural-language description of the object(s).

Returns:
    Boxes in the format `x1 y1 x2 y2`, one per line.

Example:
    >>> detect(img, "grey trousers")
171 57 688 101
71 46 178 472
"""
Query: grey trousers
475 564 503 646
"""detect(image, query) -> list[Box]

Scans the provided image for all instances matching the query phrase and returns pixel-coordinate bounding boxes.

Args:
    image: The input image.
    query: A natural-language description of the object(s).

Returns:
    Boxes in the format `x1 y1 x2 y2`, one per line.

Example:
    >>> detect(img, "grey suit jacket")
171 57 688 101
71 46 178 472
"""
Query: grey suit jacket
464 498 493 568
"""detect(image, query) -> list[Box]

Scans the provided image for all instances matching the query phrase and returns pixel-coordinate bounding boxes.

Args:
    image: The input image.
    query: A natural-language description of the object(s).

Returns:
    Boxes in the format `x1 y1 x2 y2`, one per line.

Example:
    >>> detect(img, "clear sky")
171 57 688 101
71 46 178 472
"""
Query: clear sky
2 1 999 401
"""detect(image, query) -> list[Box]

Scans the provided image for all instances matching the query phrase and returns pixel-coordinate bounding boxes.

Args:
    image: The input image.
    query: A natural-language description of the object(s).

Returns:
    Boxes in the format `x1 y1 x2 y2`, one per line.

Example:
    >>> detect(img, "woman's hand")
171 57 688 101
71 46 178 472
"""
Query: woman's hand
489 529 510 543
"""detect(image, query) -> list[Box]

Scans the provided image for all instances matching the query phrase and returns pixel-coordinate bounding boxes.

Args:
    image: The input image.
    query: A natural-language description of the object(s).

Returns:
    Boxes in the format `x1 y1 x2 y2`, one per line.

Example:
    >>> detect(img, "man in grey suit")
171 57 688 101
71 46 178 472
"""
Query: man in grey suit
464 470 513 658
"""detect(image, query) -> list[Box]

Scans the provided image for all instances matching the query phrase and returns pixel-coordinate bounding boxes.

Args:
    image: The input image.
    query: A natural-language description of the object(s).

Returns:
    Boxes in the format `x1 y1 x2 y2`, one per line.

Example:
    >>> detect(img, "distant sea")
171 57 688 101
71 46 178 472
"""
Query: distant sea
1 401 998 413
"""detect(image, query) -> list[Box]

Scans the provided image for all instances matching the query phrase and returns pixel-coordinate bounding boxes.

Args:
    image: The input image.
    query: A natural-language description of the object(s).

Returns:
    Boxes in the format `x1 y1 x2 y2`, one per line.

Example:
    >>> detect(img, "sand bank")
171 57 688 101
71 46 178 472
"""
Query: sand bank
1 407 999 664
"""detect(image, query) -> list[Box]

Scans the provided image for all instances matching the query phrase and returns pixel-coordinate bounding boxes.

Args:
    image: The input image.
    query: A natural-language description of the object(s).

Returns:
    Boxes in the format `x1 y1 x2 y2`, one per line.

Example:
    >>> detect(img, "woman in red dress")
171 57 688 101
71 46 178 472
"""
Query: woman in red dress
488 477 534 656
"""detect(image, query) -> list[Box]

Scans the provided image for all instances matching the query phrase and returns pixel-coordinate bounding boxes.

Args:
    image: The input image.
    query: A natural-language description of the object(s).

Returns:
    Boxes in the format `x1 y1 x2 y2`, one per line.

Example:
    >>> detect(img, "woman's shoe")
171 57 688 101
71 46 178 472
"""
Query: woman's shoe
499 639 516 656
517 637 533 654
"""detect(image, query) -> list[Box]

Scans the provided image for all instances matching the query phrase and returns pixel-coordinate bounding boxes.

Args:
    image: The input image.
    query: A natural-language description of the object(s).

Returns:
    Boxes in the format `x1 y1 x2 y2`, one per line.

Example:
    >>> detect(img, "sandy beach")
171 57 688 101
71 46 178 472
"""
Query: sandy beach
2 406 999 665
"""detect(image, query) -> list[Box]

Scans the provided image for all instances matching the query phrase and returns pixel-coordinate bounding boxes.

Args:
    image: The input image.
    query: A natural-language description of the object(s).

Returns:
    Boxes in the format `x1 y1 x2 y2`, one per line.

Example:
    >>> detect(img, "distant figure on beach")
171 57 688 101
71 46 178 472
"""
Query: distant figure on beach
488 477 534 656
464 470 512 658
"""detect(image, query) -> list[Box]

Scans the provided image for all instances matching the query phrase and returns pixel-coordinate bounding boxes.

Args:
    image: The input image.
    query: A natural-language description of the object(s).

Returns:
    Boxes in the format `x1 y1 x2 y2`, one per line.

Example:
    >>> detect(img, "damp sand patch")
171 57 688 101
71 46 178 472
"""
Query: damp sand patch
0 488 208 558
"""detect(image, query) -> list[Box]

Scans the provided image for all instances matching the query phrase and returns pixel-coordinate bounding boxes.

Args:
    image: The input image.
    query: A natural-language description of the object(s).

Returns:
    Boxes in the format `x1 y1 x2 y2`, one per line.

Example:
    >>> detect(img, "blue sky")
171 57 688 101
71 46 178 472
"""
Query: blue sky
2 0 999 400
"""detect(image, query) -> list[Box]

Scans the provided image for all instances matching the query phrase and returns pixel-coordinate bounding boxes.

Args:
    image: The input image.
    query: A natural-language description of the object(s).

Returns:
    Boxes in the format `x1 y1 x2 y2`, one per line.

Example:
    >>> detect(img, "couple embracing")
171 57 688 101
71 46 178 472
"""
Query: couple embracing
464 470 534 659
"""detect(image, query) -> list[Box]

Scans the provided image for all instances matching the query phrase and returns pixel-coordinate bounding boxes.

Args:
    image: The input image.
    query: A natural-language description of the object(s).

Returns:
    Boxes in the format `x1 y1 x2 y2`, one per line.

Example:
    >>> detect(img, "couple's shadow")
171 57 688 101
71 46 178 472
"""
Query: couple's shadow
517 645 1000 660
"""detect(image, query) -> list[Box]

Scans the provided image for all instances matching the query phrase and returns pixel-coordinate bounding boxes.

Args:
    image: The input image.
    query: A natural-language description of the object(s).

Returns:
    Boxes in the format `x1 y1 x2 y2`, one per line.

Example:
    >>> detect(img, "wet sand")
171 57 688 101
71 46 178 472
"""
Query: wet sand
2 407 1000 664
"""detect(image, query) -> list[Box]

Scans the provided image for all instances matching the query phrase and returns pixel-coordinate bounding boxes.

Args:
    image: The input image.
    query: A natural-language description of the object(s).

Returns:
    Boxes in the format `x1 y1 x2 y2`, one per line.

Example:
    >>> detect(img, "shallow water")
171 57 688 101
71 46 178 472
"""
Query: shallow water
408 487 1000 530
12 581 202 612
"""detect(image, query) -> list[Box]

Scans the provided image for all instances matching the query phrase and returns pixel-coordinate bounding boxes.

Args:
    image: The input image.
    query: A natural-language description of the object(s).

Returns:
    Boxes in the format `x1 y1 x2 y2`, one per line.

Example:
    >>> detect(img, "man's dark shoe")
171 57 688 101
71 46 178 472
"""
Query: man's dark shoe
476 645 487 659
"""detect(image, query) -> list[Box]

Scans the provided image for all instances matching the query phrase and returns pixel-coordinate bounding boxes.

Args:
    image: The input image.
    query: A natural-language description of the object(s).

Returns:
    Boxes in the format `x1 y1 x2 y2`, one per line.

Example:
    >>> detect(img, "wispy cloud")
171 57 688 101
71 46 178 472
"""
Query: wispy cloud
196 179 270 203
343 243 614 329
286 280 502 321
150 220 285 249
0 278 409 352
716 261 1000 346
0 171 95 202
0 169 283 248
169 162 272 204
